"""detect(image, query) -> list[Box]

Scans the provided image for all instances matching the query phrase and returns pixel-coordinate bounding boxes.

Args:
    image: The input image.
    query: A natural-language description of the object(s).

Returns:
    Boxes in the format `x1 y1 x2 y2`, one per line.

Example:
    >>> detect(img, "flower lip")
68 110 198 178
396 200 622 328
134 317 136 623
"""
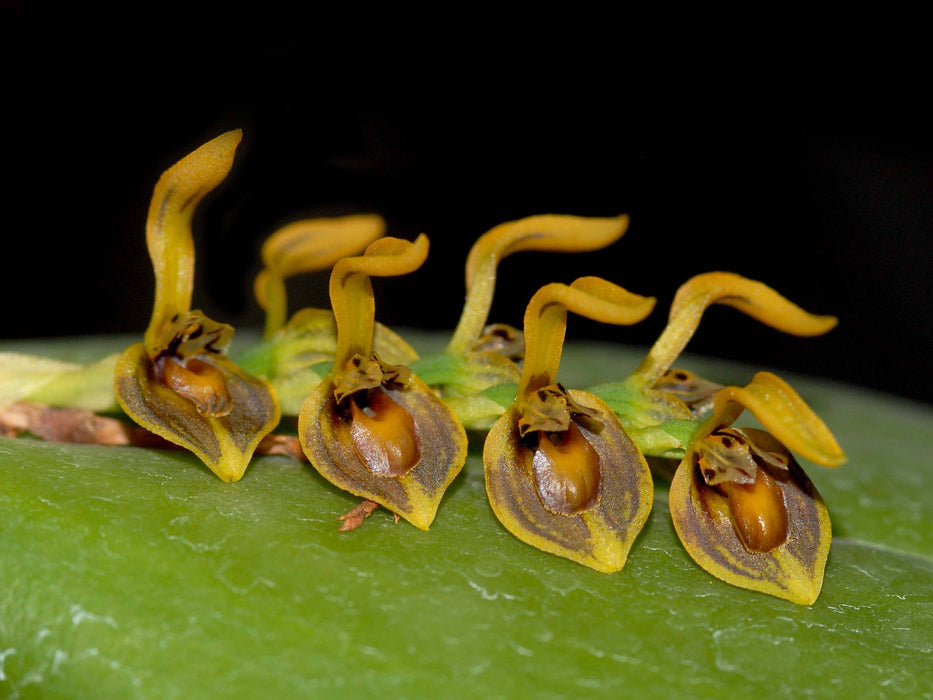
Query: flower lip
714 463 790 553
333 354 422 478
158 355 233 417
696 427 792 553
348 385 422 477
530 421 602 515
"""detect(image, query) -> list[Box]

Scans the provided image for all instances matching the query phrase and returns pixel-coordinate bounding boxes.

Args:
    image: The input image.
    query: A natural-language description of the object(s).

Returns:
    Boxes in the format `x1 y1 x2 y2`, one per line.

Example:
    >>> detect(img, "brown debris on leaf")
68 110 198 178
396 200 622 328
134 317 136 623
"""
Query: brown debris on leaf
337 499 383 531
256 434 308 461
1 402 311 467
0 402 169 447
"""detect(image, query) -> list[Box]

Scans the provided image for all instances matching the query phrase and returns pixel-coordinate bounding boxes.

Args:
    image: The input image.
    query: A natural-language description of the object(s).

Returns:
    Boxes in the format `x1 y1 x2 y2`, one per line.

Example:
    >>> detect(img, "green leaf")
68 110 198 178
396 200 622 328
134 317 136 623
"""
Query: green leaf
2 333 931 698
0 352 119 413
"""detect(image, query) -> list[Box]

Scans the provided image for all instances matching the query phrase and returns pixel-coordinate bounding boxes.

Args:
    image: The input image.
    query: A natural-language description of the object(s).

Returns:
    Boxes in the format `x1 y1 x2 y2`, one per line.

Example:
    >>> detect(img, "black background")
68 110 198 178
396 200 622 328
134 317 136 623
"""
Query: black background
4 31 931 405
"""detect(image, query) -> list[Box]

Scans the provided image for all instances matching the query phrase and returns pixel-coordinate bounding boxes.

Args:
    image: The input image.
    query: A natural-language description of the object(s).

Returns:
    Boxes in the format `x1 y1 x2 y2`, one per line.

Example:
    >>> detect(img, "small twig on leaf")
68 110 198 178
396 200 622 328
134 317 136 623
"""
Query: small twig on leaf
337 500 382 531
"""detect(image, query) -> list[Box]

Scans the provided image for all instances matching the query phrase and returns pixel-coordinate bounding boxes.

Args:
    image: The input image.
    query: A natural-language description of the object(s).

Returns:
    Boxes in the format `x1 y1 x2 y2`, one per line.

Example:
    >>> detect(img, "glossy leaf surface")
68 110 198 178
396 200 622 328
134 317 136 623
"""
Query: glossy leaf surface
1 333 931 698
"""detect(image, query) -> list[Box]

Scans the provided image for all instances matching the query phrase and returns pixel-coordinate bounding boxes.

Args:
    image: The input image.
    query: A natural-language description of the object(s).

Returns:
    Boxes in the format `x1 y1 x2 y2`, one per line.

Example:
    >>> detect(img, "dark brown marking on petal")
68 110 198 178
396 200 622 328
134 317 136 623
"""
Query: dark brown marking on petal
178 186 207 215
155 186 174 233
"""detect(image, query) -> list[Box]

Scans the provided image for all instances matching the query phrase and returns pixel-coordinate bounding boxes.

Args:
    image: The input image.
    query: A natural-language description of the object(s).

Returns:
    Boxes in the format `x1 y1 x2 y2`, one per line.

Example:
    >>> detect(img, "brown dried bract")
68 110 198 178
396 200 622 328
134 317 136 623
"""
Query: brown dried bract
256 434 308 461
337 499 382 531
0 402 168 447
1 403 311 466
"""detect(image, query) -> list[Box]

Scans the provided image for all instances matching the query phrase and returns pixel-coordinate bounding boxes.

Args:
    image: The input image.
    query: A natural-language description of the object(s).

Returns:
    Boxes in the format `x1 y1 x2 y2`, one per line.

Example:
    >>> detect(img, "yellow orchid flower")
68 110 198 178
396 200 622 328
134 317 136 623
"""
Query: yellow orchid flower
589 272 840 459
114 130 280 482
254 214 386 339
669 371 846 605
483 277 656 572
413 214 630 428
298 235 467 530
239 215 419 415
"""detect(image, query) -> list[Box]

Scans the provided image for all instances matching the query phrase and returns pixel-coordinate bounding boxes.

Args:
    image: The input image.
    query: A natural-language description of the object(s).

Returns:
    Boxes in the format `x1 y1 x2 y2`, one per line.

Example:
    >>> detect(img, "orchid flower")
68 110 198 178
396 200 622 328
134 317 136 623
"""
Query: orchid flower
483 277 655 572
669 371 845 604
298 235 467 530
588 272 840 458
114 130 280 482
238 214 418 415
411 213 630 429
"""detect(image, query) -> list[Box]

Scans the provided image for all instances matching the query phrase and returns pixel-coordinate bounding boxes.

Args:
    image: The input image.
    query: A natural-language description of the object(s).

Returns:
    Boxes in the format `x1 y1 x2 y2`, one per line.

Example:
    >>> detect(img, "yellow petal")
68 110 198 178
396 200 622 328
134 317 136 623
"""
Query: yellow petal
144 130 242 352
669 272 839 335
330 235 430 367
259 214 387 282
632 272 838 388
707 372 846 468
464 214 630 290
519 277 655 396
254 214 386 337
446 214 630 356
